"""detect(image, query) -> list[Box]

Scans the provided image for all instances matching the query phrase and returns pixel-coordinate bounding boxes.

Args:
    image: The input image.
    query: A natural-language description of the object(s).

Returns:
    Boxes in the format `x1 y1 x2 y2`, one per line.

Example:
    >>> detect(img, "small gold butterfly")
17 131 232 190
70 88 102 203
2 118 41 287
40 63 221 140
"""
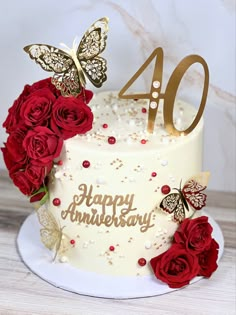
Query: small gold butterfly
36 205 64 261
160 172 210 223
24 17 109 97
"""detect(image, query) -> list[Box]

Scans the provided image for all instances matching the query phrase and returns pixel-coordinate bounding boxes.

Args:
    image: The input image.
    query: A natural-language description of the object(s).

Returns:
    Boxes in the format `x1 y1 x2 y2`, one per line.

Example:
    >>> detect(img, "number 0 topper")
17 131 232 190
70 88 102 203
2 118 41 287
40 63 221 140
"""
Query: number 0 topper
118 48 209 136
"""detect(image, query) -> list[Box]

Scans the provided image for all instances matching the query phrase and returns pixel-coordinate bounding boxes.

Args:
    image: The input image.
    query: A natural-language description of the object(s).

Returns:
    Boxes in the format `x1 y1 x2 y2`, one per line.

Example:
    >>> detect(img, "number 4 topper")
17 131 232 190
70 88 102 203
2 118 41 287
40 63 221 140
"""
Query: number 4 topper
118 48 209 136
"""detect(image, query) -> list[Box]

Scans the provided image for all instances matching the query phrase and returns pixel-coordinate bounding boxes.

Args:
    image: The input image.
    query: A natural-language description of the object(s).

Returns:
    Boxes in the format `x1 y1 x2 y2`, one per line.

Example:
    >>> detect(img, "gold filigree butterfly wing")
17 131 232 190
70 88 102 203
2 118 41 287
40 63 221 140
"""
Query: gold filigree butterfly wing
24 44 81 96
173 202 186 223
36 205 63 259
160 193 186 223
182 172 210 210
77 17 109 87
182 179 207 210
40 229 61 251
160 193 180 213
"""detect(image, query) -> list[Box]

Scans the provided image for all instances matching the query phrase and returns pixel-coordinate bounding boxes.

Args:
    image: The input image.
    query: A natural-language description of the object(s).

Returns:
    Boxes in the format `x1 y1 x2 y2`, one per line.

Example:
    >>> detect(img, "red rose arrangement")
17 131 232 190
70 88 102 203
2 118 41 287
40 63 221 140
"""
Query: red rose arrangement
150 216 219 288
1 78 93 203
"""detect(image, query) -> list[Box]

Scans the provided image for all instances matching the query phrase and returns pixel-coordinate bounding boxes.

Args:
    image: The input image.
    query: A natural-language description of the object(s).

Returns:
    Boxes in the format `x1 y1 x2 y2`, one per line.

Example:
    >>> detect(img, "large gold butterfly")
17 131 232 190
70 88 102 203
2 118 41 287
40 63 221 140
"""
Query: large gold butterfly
24 17 109 97
36 205 64 261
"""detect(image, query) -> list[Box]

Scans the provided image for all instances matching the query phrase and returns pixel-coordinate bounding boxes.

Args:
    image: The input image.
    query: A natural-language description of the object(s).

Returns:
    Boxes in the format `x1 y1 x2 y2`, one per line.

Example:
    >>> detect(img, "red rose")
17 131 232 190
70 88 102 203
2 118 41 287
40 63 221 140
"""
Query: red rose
3 90 27 133
25 162 52 188
174 216 213 253
51 94 93 140
9 164 37 196
1 147 16 171
30 78 61 97
23 126 63 165
4 126 28 164
198 238 219 277
78 88 93 104
20 88 55 127
2 78 59 133
150 244 200 288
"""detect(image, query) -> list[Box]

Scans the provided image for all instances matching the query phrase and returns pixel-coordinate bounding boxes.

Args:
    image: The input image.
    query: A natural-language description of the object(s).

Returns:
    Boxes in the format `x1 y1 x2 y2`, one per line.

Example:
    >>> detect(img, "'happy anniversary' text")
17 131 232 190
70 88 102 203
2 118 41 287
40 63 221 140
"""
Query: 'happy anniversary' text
61 184 155 232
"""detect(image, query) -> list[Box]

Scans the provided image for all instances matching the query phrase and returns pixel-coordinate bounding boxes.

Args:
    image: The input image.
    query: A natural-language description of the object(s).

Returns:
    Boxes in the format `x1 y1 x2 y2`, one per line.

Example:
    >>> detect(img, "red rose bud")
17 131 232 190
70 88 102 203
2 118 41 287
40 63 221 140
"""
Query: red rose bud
30 191 47 203
29 185 49 204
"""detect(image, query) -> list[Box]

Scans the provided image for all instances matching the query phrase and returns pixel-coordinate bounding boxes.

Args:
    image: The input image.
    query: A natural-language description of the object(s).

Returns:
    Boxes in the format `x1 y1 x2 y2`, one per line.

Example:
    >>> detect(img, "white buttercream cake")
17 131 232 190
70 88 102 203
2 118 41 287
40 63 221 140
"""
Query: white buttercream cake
46 91 203 276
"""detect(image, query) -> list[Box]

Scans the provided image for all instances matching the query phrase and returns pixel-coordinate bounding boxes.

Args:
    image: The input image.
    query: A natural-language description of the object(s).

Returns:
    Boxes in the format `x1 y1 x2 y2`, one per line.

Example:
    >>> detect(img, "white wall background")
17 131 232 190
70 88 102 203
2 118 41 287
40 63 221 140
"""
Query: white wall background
0 0 235 192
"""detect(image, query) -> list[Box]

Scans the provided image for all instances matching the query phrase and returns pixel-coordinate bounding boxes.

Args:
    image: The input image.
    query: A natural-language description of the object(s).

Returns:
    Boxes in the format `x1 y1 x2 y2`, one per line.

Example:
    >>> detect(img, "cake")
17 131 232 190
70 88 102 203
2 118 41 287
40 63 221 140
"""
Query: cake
1 17 220 293
47 91 205 277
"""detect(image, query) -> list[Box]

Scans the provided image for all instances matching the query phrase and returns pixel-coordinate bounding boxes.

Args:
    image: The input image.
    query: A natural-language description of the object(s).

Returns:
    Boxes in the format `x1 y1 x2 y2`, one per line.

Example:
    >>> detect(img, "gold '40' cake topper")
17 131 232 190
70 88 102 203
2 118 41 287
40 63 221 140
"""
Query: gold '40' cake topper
24 17 209 137
118 48 209 136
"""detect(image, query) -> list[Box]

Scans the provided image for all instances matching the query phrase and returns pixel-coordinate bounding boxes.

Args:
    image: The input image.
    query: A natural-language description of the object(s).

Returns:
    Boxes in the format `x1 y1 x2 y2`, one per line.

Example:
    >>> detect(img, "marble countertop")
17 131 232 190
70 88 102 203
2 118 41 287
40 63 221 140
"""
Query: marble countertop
0 171 235 315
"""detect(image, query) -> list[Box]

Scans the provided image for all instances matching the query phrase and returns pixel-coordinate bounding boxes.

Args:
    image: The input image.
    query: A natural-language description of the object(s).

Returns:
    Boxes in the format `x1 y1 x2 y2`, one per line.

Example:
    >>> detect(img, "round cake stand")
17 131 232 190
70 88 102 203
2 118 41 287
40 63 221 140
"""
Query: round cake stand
17 212 224 299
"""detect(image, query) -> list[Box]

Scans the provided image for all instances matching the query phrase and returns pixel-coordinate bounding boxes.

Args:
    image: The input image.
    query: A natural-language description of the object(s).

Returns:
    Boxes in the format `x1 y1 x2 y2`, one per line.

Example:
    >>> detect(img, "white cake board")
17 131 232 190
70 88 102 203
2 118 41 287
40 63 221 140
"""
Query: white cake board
17 211 224 299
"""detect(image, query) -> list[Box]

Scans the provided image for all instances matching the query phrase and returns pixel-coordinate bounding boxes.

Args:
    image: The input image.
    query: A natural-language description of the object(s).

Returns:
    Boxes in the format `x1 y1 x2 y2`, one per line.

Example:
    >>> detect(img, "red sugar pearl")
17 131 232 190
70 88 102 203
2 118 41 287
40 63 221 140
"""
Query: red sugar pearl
151 172 157 177
82 160 90 168
70 239 75 245
109 245 115 251
141 107 147 113
141 139 147 144
102 123 108 128
138 258 147 266
161 185 171 195
57 160 63 166
108 136 116 144
53 198 61 206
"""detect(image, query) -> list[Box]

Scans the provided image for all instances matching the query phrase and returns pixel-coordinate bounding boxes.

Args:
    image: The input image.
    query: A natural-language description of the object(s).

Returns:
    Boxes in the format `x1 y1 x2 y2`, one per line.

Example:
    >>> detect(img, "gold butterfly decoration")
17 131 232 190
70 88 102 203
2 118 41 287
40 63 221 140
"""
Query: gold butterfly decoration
24 17 109 97
160 172 210 223
36 205 64 261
